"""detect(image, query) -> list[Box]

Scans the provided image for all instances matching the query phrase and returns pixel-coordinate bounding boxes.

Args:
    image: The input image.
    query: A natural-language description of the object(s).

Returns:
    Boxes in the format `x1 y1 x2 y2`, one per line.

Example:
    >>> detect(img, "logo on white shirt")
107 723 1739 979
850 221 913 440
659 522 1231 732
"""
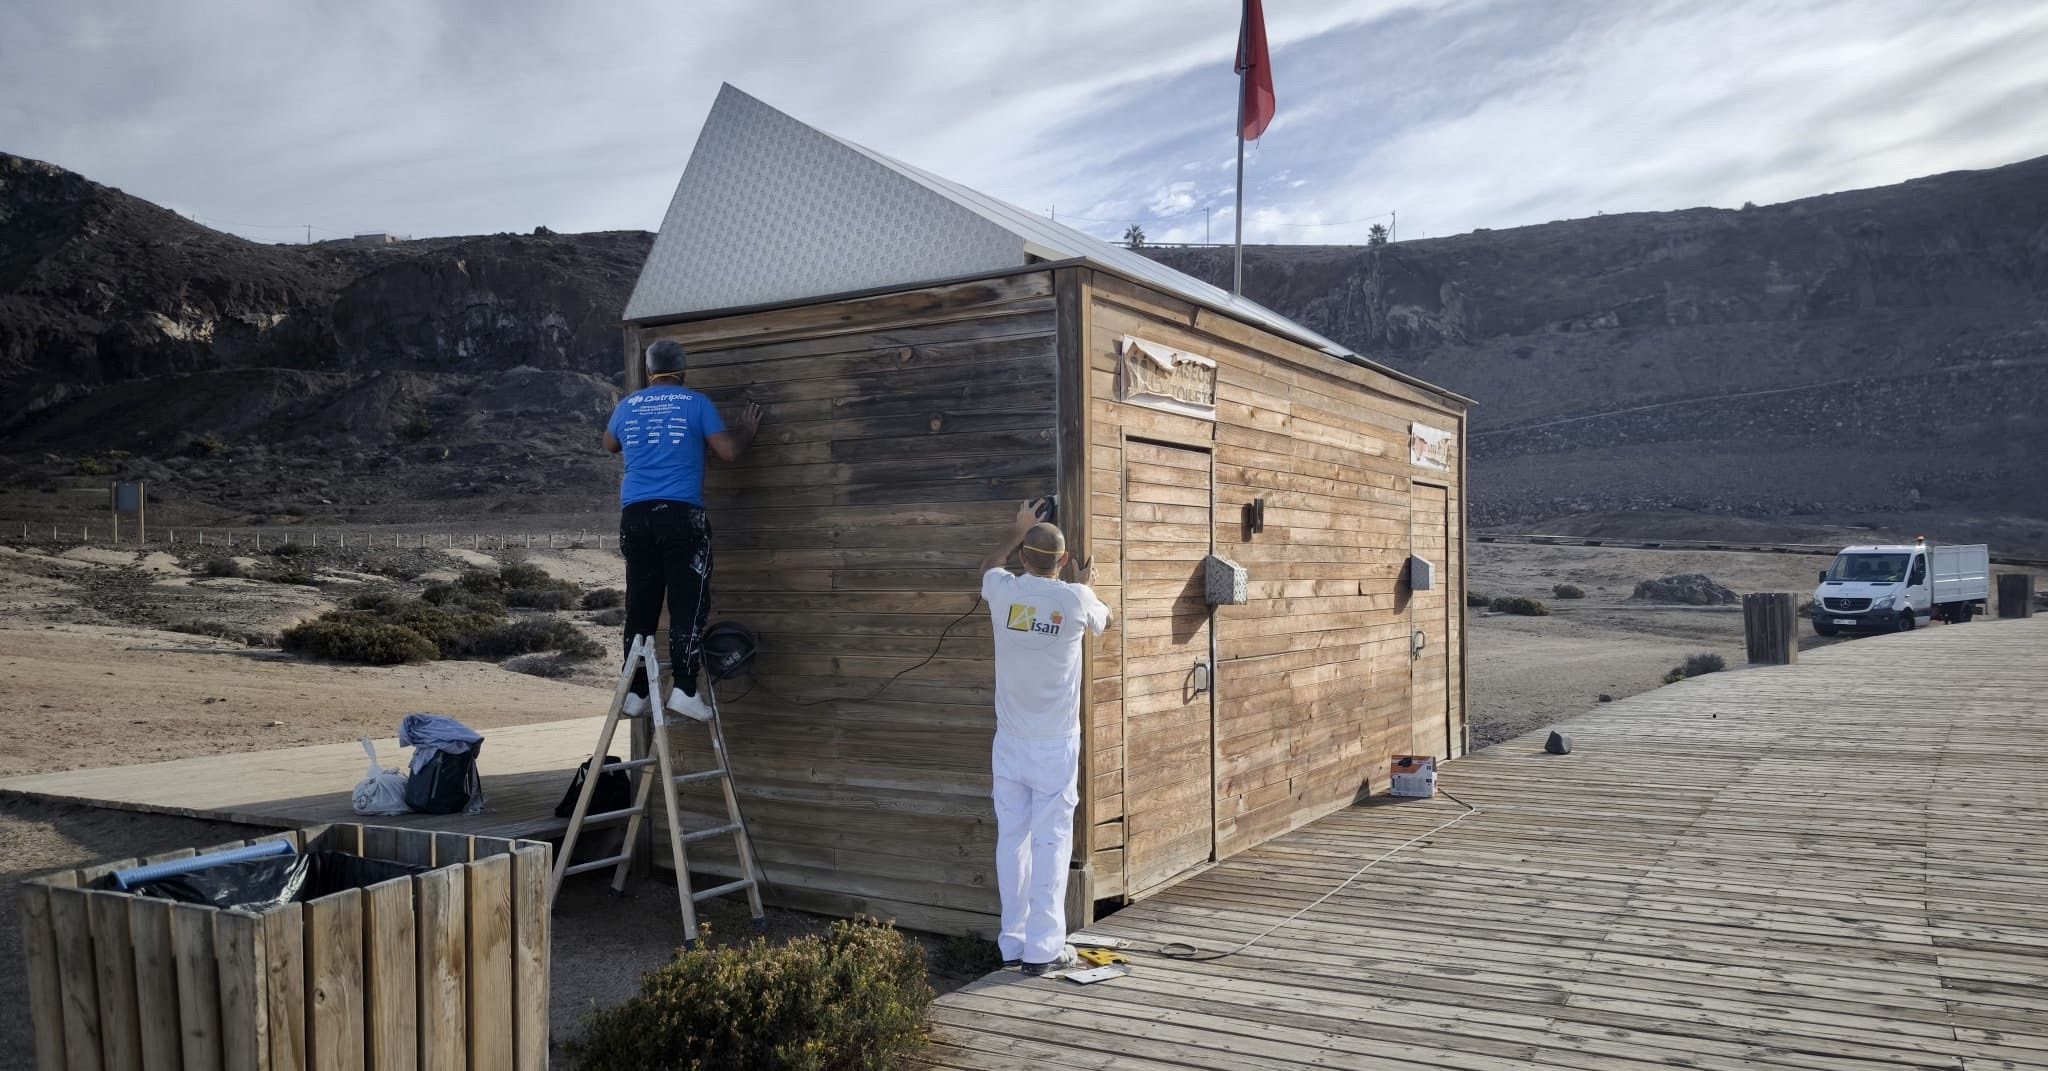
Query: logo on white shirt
1006 604 1064 636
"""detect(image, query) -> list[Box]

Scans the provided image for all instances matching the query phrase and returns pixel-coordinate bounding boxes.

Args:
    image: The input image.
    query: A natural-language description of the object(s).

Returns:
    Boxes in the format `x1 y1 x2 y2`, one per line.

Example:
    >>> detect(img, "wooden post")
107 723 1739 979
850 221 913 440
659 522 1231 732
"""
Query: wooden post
1744 592 1799 665
1997 573 2035 618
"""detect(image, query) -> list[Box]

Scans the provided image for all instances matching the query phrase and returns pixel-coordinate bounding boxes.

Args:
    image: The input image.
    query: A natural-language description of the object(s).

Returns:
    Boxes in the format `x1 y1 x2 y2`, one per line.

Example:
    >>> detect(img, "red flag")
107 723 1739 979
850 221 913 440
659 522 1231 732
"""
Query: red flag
1235 0 1275 141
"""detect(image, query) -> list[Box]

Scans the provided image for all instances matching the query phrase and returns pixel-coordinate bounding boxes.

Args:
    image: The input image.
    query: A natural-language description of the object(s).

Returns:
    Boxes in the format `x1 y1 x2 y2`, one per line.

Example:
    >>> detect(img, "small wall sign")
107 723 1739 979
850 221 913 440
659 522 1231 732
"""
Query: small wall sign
1410 423 1453 471
1118 336 1217 420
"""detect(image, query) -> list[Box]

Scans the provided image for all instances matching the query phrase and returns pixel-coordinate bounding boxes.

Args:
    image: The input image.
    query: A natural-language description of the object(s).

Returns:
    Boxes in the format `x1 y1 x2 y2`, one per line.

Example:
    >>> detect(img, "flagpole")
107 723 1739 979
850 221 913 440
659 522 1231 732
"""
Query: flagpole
1233 0 1247 296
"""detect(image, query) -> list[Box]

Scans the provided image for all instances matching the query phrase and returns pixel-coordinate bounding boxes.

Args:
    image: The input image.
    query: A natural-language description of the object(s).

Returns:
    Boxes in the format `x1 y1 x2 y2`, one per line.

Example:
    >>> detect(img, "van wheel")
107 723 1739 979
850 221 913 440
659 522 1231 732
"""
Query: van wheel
1960 603 1975 622
1897 611 1916 632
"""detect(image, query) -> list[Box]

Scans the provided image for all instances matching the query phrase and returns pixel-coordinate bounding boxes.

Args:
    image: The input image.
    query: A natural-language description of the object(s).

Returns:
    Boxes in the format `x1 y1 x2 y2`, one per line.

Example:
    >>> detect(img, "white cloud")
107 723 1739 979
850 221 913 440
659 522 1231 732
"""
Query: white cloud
0 0 2042 248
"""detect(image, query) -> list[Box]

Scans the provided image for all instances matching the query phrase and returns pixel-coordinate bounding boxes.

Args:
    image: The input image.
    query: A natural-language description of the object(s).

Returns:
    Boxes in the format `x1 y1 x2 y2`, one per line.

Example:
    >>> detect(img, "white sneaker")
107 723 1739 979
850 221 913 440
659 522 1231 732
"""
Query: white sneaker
621 693 651 718
665 688 713 723
1022 945 1078 977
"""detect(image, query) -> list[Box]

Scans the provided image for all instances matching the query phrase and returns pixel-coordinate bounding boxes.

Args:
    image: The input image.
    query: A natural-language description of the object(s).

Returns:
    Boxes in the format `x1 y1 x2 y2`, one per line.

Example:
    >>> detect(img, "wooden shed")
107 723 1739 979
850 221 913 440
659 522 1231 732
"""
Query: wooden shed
614 86 1472 935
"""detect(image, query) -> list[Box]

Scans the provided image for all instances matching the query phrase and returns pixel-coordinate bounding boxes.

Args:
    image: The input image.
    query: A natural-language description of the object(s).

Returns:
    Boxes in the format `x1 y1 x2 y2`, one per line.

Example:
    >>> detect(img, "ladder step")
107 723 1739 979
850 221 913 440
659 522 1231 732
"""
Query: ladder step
674 769 727 785
561 854 631 877
690 878 754 903
577 805 644 827
609 758 657 772
680 822 742 845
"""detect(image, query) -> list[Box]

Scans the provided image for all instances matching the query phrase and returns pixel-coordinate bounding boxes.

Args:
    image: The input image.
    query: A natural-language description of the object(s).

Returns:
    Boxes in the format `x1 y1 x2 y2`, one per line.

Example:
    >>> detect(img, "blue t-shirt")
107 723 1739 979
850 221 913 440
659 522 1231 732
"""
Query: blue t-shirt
607 385 727 507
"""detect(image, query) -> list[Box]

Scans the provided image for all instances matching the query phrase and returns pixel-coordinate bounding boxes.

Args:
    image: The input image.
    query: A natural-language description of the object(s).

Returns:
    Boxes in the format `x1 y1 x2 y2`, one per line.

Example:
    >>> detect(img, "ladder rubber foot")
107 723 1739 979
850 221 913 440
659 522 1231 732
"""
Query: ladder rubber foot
753 917 768 933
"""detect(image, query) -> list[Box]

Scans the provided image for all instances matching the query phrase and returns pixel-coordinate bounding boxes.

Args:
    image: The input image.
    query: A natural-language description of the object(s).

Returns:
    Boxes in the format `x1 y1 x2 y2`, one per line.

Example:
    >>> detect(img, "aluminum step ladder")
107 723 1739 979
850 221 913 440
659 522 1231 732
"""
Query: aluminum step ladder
549 633 765 942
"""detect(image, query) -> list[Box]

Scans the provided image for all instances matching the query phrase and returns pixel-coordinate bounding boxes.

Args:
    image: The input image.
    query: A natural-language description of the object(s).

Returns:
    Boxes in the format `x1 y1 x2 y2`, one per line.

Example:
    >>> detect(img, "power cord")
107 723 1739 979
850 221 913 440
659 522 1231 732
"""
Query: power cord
1151 788 1481 961
716 596 987 708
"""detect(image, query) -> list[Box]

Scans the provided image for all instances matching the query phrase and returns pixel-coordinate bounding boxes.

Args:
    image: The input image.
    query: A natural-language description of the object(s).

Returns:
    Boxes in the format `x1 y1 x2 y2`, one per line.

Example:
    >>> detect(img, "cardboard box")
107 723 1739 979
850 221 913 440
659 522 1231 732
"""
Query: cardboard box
1390 755 1437 798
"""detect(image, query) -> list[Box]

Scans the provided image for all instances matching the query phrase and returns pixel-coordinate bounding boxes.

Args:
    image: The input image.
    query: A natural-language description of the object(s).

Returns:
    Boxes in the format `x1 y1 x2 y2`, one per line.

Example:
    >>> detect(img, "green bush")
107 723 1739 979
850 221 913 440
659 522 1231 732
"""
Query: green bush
1552 583 1585 599
570 918 933 1071
267 568 318 586
456 568 506 595
270 541 307 558
203 558 243 578
391 604 502 658
1663 652 1728 684
498 563 556 589
583 587 624 610
449 617 603 660
184 434 230 458
421 583 506 614
1489 595 1550 616
280 619 437 665
76 457 110 476
1465 591 1491 607
507 588 577 611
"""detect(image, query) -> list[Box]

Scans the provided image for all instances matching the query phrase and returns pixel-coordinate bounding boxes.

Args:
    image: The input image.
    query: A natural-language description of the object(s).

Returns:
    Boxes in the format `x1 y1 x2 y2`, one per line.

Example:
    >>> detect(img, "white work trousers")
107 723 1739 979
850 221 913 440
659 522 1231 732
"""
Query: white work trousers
991 730 1080 964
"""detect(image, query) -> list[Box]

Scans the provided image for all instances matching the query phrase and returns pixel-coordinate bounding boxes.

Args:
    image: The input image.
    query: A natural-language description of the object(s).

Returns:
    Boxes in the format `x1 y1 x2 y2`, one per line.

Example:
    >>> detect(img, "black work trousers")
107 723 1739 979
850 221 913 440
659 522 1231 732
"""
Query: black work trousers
619 500 712 699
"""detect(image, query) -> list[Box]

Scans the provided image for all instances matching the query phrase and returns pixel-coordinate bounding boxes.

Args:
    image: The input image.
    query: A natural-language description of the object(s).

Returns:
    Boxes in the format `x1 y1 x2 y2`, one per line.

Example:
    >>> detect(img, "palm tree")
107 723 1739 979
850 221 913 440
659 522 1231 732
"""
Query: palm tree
1123 224 1147 249
1367 223 1390 246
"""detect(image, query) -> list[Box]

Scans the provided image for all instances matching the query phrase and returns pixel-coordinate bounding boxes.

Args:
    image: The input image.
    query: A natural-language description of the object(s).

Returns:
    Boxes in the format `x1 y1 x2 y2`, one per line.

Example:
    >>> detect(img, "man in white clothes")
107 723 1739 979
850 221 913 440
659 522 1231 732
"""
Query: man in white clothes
977 498 1112 975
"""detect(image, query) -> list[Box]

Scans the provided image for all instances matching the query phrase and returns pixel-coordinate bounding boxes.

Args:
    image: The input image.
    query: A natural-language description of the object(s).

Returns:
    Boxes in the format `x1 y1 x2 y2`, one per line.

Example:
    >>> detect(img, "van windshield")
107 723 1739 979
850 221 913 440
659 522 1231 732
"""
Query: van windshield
1827 553 1908 583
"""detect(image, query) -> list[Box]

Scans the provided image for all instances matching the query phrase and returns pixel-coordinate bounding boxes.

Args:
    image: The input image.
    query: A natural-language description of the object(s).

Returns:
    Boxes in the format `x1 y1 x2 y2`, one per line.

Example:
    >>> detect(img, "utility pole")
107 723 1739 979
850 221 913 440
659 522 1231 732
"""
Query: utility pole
1205 207 1211 244
1391 210 1397 243
305 224 312 244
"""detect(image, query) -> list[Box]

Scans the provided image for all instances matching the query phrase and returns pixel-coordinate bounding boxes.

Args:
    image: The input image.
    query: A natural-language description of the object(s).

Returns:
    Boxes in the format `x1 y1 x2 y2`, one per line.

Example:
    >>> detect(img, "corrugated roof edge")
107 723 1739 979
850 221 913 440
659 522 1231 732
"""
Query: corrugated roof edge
623 260 1474 410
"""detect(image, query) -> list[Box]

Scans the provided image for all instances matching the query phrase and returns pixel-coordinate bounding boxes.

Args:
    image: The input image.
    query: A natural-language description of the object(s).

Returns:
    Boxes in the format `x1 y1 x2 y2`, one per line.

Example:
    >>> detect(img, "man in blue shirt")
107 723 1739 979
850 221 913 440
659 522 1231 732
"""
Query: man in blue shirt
603 339 762 721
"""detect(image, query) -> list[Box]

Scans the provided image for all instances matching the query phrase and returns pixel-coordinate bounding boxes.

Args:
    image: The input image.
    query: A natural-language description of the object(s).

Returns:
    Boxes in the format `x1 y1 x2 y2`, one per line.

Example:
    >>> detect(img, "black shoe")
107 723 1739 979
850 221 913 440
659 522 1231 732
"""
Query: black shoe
1003 959 1021 969
1021 945 1077 976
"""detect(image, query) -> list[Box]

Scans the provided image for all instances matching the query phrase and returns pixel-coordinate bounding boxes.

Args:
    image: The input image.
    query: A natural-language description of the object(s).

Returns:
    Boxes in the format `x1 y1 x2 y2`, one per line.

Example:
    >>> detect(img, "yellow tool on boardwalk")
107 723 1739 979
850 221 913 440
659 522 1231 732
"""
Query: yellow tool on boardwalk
1076 948 1128 968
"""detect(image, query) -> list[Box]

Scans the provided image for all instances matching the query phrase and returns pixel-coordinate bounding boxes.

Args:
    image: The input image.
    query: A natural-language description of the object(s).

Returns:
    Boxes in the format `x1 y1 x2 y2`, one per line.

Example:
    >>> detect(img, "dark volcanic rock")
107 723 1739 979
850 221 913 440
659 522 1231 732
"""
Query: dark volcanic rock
1629 574 1738 606
0 153 649 513
1149 156 2048 528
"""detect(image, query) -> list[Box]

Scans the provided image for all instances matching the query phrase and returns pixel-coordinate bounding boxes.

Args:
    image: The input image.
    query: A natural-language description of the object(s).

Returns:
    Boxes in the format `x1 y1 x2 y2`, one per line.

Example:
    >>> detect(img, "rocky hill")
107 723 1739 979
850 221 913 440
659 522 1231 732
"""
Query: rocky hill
4 150 2046 547
0 153 650 523
1147 156 2048 543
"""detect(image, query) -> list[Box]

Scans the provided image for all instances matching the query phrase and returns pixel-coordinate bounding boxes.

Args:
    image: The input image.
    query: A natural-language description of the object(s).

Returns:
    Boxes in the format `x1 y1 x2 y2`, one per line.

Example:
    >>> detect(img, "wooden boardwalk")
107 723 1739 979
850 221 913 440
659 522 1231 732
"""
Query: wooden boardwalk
927 616 2048 1071
0 717 601 839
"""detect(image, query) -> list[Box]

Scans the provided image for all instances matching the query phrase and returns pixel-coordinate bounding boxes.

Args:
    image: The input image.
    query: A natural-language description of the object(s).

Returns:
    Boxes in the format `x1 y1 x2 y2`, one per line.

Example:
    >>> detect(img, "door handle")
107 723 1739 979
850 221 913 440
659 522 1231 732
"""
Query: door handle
1191 660 1213 697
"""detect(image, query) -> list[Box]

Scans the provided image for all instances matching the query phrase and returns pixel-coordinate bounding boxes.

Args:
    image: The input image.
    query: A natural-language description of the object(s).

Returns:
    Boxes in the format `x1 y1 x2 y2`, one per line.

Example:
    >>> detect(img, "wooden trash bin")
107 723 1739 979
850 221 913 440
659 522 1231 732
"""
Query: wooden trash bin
1997 573 2035 618
1744 592 1799 665
16 823 551 1071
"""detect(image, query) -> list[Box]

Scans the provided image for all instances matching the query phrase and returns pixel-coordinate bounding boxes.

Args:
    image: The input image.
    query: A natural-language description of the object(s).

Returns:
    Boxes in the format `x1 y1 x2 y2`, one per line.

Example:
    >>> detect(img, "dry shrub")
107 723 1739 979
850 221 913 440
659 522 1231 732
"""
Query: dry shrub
1465 591 1491 607
582 587 624 610
1663 652 1727 684
591 607 626 627
569 918 933 1071
1552 583 1585 599
280 619 437 665
1489 595 1550 616
202 558 243 579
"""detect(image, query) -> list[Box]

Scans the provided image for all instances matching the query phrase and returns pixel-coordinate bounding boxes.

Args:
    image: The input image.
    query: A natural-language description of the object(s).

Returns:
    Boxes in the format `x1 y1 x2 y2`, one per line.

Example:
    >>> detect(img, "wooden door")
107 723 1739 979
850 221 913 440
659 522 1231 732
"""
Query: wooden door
1409 483 1452 758
1121 440 1215 896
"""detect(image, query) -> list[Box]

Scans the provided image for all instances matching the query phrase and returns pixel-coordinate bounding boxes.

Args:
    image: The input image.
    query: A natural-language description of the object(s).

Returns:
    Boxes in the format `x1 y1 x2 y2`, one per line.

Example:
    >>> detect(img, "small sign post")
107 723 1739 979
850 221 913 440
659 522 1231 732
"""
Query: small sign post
111 481 145 545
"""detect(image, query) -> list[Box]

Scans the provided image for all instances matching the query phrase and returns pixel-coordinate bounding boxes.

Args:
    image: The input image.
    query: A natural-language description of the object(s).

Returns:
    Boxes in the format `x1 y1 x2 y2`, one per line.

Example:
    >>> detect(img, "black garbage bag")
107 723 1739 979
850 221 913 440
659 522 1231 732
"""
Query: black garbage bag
554 754 633 818
122 851 427 912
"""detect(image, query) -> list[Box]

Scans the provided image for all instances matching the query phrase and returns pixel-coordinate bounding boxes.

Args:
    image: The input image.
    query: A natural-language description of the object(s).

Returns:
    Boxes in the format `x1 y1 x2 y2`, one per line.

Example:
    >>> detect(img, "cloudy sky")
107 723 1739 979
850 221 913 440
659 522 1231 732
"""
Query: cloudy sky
4 0 2045 247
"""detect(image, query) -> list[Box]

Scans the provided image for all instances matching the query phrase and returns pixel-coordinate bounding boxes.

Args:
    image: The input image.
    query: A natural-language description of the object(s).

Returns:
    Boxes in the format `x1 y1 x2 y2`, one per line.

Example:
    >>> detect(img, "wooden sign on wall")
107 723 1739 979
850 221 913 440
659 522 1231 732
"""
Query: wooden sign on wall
1118 335 1217 420
1410 423 1453 471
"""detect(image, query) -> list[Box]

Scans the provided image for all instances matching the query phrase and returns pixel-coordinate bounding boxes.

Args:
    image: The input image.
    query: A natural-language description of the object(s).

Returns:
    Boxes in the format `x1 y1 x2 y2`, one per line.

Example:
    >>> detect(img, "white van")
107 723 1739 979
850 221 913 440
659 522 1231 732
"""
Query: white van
1811 540 1990 635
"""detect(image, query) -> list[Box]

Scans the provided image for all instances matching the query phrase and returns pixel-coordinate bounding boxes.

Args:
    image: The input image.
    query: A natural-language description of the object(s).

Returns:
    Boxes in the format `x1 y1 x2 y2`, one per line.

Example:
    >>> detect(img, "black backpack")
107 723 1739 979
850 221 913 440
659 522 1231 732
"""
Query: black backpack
405 744 482 815
554 755 633 818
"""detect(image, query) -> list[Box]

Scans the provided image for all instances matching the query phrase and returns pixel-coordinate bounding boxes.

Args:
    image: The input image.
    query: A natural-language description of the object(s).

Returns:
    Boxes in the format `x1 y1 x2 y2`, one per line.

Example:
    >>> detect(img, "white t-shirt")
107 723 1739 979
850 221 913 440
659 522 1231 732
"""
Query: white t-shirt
982 569 1112 739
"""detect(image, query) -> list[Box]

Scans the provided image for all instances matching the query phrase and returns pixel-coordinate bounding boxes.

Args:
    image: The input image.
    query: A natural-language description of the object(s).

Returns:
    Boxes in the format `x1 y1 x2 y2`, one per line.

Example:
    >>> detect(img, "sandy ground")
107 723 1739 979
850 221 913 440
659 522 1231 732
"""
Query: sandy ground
2 534 2040 1060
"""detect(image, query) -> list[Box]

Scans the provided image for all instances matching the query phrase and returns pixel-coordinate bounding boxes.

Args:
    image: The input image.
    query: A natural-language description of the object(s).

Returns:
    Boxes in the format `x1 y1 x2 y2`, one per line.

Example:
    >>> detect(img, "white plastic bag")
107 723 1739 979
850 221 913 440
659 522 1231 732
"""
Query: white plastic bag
351 737 411 816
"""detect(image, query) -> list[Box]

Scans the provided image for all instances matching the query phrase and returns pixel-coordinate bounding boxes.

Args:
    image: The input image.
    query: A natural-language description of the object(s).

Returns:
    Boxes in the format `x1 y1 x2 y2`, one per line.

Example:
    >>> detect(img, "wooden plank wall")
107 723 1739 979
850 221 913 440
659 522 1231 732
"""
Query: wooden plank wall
1083 271 1468 897
632 273 1061 934
18 825 548 1071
